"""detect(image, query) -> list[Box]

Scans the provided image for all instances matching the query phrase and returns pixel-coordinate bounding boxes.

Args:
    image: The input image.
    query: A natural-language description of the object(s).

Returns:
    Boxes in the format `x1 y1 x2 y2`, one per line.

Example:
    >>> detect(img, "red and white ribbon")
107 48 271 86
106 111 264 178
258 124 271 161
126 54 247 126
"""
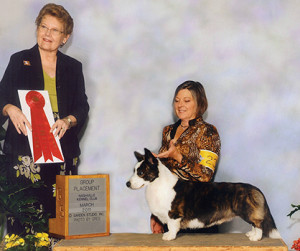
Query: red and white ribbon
26 90 64 162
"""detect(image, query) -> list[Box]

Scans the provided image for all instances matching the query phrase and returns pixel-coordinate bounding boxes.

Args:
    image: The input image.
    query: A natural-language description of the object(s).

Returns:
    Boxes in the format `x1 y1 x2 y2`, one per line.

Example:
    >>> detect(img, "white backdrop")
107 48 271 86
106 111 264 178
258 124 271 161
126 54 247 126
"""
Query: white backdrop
1 0 299 249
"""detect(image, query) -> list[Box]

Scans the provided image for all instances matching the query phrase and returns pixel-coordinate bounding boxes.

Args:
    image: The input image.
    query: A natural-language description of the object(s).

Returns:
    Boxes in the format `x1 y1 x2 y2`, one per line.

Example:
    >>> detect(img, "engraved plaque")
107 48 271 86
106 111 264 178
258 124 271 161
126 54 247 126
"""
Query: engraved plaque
49 174 110 239
68 178 107 235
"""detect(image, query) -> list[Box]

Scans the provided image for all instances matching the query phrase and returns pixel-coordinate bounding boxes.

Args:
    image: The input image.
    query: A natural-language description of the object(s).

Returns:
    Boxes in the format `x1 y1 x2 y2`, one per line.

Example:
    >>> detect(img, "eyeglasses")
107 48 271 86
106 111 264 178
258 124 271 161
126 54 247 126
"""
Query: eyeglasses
39 24 64 36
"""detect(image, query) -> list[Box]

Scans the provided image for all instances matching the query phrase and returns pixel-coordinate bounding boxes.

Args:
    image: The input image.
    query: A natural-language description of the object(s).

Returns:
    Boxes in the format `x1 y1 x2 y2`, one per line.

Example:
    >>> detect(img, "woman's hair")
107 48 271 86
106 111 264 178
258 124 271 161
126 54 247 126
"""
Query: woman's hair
173 80 208 117
35 3 74 35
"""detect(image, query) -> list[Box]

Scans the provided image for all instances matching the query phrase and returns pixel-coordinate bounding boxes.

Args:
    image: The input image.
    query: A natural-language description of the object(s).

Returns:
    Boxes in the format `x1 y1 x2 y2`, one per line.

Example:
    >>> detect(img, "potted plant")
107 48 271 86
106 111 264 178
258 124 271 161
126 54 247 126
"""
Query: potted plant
0 120 50 248
288 204 300 251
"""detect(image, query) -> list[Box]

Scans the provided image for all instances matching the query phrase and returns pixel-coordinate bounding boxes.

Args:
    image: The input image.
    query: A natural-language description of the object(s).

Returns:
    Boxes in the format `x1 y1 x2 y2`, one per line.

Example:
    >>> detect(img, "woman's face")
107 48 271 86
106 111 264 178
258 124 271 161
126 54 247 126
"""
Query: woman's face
174 89 197 121
37 15 69 53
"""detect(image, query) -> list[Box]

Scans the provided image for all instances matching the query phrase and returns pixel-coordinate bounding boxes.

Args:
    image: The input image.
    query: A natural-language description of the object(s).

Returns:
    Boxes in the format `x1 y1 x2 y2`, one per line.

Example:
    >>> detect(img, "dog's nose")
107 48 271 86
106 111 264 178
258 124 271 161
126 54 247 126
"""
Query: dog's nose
126 181 131 187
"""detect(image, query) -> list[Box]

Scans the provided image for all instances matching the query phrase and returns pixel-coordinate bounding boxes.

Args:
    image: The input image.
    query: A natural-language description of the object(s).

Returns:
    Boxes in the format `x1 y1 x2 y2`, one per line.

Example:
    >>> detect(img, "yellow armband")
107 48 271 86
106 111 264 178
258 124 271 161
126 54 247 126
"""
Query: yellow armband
199 150 218 172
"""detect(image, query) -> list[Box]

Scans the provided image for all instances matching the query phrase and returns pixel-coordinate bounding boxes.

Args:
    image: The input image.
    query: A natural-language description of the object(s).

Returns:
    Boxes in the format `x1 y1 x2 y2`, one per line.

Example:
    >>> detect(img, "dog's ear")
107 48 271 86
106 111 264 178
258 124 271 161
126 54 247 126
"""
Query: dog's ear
134 151 144 162
144 148 158 165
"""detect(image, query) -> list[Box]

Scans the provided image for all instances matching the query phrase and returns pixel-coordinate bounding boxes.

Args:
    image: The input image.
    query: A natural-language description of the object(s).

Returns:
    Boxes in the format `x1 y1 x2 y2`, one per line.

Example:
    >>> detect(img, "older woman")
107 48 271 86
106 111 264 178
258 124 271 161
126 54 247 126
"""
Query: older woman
0 3 89 233
151 80 221 233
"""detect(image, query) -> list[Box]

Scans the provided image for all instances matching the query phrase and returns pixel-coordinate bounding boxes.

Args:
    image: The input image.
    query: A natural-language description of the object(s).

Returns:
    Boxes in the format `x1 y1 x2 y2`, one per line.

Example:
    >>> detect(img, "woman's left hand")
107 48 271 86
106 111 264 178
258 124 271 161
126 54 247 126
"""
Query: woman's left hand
50 118 70 139
156 140 183 162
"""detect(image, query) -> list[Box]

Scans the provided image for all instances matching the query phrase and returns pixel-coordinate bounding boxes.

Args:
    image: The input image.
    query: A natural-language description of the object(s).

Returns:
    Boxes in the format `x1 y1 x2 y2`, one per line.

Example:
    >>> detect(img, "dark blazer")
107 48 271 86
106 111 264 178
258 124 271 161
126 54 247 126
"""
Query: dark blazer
0 44 89 159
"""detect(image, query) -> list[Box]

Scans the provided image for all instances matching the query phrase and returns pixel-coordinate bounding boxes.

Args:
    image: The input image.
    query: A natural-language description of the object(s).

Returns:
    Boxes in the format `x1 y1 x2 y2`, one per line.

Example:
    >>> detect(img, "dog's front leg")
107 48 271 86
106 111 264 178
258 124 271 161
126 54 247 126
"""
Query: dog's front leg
162 218 181 241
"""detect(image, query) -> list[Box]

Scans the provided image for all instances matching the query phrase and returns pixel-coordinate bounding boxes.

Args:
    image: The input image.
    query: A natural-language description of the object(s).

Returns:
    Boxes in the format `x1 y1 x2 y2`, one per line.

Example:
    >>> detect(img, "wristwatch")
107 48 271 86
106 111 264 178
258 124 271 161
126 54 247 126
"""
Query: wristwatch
66 116 72 128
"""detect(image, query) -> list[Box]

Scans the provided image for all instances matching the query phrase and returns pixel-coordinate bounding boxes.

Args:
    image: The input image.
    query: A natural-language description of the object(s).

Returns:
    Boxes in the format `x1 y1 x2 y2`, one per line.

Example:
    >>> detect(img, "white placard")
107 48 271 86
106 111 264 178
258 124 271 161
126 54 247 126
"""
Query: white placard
18 90 64 164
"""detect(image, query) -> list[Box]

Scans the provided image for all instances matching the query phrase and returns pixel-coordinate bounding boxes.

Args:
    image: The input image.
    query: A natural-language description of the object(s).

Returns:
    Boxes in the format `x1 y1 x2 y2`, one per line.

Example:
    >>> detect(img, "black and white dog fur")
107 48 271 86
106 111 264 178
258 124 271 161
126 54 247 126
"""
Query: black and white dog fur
126 148 281 241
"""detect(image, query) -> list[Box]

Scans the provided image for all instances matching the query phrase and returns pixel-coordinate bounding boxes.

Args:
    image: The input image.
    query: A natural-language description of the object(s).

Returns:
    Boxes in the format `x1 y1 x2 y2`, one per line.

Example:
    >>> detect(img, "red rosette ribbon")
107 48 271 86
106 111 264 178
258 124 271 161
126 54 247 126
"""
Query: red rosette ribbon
26 91 64 162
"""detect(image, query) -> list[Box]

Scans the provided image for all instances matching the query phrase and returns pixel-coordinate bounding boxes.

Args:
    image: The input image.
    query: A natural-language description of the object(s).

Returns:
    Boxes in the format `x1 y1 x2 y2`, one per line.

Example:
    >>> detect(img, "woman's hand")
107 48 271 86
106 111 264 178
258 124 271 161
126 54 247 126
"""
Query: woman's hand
150 215 164 233
156 140 183 162
3 104 31 136
50 117 71 139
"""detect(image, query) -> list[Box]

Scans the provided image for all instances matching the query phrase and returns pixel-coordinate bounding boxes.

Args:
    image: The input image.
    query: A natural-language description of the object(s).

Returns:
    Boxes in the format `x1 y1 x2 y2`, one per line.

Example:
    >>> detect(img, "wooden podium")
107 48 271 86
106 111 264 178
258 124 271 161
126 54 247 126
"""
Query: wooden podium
49 174 110 239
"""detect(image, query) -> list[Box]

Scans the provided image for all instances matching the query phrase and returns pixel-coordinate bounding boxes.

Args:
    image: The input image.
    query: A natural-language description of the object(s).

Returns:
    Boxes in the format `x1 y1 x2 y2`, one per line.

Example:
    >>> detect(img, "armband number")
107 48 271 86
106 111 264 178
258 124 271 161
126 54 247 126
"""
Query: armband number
199 150 218 172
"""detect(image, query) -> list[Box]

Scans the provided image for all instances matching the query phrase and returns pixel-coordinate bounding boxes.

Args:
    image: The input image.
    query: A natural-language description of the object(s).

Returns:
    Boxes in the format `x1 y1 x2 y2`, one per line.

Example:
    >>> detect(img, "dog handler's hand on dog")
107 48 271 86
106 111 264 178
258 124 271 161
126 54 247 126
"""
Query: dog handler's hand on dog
3 104 32 136
156 140 183 163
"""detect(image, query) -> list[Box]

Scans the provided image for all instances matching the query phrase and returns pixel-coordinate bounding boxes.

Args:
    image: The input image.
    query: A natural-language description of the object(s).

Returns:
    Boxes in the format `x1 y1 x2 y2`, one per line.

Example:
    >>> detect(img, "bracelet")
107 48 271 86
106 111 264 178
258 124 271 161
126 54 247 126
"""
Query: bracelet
66 116 72 128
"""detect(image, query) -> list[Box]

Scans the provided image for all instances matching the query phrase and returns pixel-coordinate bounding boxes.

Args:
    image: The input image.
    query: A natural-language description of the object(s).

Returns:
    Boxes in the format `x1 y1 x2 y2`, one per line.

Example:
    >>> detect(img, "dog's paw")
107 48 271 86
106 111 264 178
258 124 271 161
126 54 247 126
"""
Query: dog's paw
246 227 262 241
246 229 254 238
162 231 176 241
248 234 262 241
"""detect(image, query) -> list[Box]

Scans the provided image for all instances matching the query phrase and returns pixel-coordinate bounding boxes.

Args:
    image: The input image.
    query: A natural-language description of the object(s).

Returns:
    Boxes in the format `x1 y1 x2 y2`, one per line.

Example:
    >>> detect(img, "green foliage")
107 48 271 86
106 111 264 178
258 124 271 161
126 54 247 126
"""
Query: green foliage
0 120 50 248
0 124 49 240
0 170 50 237
0 120 7 240
288 204 300 218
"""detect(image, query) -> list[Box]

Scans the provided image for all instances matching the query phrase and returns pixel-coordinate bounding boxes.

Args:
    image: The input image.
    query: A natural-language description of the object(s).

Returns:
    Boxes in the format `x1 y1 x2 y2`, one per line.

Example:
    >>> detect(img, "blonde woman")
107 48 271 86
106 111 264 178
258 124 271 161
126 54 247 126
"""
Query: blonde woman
0 3 89 234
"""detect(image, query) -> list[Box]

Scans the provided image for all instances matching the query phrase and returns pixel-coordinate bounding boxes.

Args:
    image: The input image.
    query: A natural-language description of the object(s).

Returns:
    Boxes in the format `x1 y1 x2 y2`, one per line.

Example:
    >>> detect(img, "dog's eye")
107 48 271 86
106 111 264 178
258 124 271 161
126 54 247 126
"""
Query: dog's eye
137 170 144 176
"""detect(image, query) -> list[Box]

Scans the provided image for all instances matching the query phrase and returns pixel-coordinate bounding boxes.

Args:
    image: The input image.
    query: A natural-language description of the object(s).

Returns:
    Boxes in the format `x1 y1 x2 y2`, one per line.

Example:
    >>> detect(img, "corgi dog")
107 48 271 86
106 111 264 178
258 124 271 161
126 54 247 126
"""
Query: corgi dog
126 148 281 241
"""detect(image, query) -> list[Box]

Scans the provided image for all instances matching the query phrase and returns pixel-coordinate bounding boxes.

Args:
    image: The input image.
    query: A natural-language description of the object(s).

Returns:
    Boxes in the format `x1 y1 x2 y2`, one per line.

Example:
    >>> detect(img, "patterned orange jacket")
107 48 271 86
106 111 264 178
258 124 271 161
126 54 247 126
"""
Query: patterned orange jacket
159 116 221 182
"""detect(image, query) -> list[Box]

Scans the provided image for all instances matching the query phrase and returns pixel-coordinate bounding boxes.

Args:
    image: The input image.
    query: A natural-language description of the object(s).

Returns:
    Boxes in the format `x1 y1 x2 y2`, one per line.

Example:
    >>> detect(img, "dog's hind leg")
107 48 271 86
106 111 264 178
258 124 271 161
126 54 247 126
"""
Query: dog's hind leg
262 216 281 239
261 205 281 239
242 188 265 241
162 218 181 241
268 229 281 239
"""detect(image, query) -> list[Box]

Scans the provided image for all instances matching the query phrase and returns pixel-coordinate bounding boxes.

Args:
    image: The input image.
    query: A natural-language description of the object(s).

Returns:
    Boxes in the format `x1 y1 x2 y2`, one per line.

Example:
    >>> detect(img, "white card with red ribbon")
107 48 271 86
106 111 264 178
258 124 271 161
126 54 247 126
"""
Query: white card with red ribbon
18 90 64 164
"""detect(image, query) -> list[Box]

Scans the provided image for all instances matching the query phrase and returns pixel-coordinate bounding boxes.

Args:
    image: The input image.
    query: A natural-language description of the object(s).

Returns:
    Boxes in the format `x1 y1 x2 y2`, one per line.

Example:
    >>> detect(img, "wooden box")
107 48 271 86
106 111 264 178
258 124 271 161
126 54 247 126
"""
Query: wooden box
49 174 110 239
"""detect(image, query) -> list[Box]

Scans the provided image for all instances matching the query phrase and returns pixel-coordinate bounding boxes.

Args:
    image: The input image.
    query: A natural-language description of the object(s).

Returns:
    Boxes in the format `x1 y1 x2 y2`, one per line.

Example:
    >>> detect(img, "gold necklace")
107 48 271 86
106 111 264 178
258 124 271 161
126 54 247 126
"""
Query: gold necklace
180 124 189 129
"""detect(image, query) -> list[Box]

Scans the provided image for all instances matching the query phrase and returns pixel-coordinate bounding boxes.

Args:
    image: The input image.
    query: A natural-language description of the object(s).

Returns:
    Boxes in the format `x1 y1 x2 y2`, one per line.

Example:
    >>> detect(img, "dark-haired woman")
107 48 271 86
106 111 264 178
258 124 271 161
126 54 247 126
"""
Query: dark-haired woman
151 80 220 234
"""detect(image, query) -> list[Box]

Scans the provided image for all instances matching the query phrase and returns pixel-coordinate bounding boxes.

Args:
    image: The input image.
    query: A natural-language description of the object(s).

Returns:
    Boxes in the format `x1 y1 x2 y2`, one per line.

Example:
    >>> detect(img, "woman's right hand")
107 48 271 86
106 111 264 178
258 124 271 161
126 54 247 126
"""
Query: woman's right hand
3 104 32 136
156 140 183 163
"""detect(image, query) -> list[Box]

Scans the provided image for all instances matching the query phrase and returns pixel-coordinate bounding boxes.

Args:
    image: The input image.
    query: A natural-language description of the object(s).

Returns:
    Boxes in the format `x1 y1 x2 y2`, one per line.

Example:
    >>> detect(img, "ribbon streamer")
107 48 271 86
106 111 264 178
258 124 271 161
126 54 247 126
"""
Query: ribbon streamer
26 91 64 162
